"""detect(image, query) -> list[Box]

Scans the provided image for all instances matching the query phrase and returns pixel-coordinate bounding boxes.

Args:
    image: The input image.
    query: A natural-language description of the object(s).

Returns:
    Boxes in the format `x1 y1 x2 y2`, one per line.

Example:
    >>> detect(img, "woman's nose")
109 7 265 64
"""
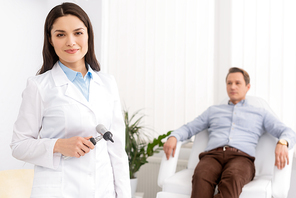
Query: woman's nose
66 36 75 47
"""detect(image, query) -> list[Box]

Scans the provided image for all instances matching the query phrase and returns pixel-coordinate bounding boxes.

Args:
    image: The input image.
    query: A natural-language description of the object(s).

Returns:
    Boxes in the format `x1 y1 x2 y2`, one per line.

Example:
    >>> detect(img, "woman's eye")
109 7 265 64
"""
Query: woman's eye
57 34 64 37
75 32 83 35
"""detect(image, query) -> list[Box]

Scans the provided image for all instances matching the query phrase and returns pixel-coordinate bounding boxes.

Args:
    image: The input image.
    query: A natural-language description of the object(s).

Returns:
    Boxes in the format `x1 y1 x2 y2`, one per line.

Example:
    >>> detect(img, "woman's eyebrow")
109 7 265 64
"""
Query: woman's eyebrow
53 29 66 33
73 27 85 31
53 28 85 33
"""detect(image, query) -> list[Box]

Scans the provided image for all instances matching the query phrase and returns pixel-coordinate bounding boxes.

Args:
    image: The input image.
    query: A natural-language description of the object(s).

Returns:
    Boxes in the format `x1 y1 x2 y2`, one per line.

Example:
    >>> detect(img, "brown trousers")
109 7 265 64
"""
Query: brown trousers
191 149 255 198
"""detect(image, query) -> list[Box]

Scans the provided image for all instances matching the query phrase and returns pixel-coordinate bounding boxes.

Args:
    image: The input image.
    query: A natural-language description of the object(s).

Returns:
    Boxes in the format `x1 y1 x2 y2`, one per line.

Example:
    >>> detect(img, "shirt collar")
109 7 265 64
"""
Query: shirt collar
58 61 93 81
228 99 247 106
87 65 94 79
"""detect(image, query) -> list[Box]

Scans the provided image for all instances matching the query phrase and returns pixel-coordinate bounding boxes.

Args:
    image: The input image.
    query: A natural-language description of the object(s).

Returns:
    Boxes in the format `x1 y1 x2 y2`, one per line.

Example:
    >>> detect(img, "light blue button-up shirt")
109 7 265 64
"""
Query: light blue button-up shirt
170 99 296 157
59 61 93 101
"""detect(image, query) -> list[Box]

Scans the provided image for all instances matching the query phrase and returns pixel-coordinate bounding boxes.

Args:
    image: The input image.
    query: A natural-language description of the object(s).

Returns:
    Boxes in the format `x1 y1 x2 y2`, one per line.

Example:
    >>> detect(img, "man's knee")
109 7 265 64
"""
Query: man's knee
193 165 221 184
221 168 253 186
223 162 255 183
193 169 211 182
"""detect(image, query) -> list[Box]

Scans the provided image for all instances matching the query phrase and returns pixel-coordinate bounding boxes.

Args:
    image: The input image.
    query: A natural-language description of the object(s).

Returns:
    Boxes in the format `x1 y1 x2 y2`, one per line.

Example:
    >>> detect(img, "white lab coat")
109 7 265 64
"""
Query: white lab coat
11 63 131 198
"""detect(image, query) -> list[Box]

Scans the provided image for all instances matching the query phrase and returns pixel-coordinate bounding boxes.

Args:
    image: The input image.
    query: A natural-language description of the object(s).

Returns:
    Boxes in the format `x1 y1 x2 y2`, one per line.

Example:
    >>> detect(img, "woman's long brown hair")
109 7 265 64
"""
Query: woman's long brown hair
38 2 100 75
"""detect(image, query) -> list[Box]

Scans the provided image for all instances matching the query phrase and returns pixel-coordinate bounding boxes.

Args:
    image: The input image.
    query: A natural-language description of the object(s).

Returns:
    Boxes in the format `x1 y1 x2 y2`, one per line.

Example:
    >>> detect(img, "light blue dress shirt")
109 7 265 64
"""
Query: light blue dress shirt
170 99 296 157
59 61 93 101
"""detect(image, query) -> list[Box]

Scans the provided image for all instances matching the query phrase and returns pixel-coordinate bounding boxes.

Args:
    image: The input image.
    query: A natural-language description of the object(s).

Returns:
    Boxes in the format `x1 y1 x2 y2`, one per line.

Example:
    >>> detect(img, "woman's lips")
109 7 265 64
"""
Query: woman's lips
65 49 79 54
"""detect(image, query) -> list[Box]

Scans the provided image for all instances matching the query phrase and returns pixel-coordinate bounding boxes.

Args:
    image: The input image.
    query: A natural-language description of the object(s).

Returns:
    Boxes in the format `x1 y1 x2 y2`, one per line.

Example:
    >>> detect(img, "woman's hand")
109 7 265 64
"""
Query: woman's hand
54 136 95 158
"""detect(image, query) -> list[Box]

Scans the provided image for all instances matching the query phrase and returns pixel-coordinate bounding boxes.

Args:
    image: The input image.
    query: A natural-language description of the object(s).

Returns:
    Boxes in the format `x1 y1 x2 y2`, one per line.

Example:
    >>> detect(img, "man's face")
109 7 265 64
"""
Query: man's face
226 72 250 104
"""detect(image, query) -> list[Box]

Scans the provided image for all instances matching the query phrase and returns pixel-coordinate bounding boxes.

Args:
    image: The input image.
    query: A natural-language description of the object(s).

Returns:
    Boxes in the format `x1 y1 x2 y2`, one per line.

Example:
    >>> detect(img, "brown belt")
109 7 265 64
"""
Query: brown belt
211 146 243 153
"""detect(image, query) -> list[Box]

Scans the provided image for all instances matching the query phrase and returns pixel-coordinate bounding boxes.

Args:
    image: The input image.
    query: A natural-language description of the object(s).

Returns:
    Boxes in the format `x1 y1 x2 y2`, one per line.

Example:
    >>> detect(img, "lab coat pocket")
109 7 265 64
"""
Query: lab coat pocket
30 166 63 197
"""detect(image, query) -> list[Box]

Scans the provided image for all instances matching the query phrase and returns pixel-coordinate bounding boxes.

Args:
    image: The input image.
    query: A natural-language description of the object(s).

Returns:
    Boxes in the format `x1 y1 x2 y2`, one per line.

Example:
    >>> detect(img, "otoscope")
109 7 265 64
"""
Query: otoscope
63 124 114 159
91 124 114 145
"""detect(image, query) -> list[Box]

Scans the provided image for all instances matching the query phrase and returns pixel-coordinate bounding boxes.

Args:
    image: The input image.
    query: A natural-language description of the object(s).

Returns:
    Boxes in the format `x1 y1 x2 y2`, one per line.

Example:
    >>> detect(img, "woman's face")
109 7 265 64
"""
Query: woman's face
50 15 88 68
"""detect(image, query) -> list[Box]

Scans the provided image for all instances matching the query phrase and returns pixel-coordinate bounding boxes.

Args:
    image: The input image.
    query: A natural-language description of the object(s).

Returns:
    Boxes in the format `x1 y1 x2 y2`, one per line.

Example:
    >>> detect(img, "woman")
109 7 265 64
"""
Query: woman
11 3 131 198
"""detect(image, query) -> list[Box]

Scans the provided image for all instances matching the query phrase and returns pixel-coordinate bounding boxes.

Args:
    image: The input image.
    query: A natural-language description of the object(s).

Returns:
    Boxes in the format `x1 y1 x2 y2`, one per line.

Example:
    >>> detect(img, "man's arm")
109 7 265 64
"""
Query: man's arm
263 111 296 169
163 107 210 160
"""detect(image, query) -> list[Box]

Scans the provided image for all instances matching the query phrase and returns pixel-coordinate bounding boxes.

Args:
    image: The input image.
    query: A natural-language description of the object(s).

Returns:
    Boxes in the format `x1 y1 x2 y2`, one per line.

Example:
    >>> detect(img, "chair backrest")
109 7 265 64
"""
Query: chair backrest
187 96 277 177
0 169 34 198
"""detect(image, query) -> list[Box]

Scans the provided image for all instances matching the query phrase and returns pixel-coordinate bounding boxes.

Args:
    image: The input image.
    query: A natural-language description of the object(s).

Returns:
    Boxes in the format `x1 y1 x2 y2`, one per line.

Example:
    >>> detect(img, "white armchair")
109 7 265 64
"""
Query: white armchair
157 96 295 198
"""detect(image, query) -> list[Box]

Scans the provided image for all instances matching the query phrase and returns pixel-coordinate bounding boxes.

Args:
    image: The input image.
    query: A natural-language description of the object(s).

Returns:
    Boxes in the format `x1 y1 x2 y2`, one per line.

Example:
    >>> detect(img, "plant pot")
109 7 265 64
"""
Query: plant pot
130 177 138 197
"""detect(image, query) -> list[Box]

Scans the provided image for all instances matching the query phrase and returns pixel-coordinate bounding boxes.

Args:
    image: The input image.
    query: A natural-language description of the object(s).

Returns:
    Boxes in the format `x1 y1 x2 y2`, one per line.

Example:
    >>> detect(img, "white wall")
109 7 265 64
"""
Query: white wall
0 0 102 171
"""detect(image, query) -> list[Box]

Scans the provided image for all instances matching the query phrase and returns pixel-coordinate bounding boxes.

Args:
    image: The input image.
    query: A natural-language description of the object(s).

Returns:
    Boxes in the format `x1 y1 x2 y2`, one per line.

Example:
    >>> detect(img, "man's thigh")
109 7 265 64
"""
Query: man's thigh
191 152 224 198
193 152 224 184
221 152 255 184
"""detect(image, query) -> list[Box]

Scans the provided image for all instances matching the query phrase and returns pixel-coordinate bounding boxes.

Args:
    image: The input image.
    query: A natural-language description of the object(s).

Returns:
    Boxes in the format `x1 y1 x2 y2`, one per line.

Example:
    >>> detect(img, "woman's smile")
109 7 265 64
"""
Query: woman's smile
65 49 79 54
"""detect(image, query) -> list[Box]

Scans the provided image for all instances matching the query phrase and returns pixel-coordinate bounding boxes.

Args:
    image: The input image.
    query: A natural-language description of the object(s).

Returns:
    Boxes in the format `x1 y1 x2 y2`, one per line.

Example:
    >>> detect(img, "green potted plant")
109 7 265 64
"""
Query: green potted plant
124 109 171 196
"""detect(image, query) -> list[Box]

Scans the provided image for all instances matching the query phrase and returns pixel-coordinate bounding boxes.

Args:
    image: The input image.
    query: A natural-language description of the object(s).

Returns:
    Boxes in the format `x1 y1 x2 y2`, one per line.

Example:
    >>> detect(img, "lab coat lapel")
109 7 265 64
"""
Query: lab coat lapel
51 63 93 111
89 71 105 107
88 72 115 128
64 84 91 108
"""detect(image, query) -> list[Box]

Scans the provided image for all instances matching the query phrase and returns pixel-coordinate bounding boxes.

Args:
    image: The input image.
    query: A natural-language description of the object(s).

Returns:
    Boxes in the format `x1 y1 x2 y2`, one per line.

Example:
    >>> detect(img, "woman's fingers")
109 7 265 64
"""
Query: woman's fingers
54 136 95 158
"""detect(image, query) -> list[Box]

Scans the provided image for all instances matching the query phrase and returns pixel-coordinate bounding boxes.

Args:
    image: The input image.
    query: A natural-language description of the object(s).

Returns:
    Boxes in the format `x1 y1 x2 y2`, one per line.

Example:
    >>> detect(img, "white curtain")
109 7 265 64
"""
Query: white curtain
101 0 215 134
231 0 296 131
101 0 296 134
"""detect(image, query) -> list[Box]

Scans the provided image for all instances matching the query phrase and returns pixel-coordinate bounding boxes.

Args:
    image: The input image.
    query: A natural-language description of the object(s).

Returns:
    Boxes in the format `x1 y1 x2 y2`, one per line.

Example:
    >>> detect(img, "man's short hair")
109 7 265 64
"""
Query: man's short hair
226 67 250 85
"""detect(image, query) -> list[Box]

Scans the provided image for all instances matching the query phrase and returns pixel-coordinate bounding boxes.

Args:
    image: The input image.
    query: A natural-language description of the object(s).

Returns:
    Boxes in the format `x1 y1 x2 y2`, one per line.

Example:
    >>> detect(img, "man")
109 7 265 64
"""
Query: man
163 67 296 198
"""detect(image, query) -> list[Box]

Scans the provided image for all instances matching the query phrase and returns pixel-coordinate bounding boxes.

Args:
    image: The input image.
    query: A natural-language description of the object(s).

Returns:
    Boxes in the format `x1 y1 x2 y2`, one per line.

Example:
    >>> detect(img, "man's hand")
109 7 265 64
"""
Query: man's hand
275 143 289 170
54 136 95 158
163 137 177 160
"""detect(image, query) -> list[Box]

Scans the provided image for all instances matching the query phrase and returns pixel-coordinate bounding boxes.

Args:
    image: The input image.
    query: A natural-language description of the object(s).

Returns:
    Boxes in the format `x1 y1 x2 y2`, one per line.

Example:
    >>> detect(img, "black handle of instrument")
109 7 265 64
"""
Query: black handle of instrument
90 137 96 145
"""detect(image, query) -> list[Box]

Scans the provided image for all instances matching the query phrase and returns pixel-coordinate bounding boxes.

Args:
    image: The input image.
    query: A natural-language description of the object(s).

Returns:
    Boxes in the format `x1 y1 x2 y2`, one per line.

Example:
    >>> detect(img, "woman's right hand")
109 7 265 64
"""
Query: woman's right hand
53 136 95 158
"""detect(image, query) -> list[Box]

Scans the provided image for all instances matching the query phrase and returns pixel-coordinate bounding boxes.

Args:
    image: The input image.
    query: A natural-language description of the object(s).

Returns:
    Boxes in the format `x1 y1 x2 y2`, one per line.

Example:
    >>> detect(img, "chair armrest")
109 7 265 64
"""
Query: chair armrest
272 146 295 198
157 140 189 188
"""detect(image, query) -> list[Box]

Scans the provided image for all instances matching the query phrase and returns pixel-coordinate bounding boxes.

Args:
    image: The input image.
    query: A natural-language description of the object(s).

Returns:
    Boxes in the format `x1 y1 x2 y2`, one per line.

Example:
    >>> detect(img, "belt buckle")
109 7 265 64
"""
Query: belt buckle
223 145 229 151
